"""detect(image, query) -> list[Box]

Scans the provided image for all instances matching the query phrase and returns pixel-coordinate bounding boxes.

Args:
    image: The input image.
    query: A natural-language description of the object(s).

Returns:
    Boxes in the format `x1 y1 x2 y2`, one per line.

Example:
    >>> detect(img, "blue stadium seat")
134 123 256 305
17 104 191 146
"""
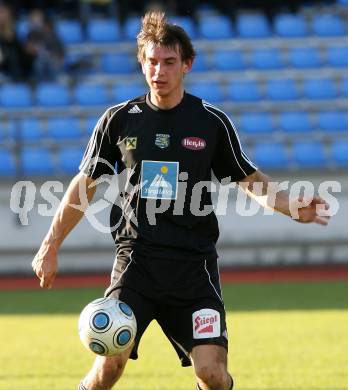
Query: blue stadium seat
191 53 210 72
188 82 224 102
58 146 84 174
292 141 326 167
0 149 16 176
250 48 283 70
87 19 121 42
47 117 82 139
112 83 145 102
274 14 308 37
331 140 348 166
123 16 141 41
86 116 99 134
303 78 337 100
228 80 261 102
213 50 245 71
171 16 197 39
36 83 70 106
240 112 274 134
266 79 299 101
236 13 271 38
74 83 109 105
279 111 312 133
253 142 289 169
22 147 54 175
198 15 234 39
56 20 83 44
327 46 348 67
288 47 321 68
0 120 16 142
19 118 45 142
341 77 348 97
317 111 348 132
101 53 134 74
0 84 32 107
312 14 345 36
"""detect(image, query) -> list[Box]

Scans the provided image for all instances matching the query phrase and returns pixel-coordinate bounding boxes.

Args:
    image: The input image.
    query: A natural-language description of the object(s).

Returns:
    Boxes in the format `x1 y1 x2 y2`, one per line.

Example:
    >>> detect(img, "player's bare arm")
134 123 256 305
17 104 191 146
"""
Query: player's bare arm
32 172 96 289
238 170 330 226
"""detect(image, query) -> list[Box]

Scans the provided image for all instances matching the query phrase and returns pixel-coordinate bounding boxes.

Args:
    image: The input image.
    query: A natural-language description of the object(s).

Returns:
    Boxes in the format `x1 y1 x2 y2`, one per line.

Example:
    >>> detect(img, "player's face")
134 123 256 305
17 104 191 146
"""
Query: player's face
141 43 192 99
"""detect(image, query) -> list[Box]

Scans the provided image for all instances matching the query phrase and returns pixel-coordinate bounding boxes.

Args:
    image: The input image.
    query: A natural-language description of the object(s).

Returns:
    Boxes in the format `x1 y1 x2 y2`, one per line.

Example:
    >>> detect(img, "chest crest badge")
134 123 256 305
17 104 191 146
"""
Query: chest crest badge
155 133 170 149
125 137 137 150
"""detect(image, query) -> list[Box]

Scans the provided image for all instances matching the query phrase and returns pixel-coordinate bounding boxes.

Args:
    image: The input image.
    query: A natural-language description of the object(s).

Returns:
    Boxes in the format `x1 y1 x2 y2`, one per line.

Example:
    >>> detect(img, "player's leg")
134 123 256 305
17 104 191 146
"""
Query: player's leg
191 344 233 390
78 346 133 390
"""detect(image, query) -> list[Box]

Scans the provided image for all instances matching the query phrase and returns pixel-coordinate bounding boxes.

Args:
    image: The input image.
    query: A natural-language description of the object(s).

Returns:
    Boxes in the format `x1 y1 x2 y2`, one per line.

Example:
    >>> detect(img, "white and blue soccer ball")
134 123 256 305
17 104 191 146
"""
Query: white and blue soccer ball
78 297 137 356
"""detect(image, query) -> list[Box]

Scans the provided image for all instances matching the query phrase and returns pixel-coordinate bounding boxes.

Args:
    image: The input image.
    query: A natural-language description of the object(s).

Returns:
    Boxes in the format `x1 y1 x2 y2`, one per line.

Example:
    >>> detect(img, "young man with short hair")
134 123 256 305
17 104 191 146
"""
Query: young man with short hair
32 11 329 390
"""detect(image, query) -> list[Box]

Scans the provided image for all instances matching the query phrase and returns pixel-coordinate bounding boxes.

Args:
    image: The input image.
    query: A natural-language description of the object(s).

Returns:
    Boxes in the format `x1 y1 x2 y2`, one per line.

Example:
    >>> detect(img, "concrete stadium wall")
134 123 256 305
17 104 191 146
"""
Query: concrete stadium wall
0 172 347 274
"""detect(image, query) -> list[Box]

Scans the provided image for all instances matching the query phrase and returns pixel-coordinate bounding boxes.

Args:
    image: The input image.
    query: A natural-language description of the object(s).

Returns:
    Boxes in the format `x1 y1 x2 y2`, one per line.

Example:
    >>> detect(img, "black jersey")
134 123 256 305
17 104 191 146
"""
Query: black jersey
79 92 256 261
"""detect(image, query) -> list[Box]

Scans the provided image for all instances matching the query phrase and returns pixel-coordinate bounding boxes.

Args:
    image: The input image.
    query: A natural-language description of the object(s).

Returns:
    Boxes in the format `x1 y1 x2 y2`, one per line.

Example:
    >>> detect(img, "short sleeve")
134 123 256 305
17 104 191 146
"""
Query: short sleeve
79 108 119 179
208 106 257 182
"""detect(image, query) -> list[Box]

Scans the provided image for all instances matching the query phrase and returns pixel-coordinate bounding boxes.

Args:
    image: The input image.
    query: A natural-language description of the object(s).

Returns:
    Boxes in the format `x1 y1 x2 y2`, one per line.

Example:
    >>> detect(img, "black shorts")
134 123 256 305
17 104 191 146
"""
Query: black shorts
105 252 228 367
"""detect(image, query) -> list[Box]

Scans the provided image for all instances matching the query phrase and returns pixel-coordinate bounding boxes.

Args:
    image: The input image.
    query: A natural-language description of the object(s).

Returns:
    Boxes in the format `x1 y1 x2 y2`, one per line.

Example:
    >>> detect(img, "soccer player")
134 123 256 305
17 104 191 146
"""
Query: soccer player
32 11 330 390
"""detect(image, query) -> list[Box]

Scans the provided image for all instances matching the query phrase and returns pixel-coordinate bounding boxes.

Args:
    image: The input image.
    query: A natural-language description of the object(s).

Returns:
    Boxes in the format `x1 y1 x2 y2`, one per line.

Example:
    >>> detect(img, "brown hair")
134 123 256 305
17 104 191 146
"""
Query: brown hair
137 11 196 63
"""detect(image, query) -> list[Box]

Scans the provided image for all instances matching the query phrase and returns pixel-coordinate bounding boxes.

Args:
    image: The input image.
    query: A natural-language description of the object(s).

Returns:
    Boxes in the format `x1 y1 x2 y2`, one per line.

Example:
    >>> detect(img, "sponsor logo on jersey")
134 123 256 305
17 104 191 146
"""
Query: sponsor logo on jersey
141 160 178 200
125 137 137 150
155 133 170 149
192 309 220 339
128 105 142 114
182 137 206 151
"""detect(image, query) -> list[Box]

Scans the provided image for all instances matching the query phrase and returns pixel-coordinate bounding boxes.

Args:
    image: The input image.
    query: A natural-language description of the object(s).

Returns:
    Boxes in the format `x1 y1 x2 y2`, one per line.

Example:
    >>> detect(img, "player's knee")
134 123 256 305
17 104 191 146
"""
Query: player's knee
195 363 229 389
96 356 127 385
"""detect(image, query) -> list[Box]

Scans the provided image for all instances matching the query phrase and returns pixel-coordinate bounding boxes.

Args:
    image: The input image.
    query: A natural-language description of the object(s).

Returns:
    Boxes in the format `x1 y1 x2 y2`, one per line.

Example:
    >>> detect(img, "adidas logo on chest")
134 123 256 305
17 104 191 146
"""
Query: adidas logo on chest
128 105 142 114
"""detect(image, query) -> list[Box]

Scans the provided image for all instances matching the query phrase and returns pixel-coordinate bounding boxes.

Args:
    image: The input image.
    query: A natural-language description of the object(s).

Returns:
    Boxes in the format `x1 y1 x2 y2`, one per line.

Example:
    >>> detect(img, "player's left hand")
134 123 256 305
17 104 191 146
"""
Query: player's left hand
293 195 331 226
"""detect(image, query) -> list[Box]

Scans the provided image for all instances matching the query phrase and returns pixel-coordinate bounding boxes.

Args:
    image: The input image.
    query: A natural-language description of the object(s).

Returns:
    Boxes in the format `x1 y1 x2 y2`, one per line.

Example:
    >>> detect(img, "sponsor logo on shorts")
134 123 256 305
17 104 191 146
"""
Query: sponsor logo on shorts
125 137 137 150
192 309 220 339
182 137 206 151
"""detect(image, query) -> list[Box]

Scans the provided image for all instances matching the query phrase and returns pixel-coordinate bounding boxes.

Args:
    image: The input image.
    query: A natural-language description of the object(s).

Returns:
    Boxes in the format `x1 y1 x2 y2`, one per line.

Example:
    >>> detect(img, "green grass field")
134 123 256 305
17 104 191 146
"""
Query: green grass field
1 281 348 390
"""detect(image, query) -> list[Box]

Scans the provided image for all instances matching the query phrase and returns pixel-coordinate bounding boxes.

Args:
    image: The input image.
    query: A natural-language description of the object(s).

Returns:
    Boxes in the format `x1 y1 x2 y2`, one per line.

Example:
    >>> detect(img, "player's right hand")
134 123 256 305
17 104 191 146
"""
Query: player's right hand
31 243 58 289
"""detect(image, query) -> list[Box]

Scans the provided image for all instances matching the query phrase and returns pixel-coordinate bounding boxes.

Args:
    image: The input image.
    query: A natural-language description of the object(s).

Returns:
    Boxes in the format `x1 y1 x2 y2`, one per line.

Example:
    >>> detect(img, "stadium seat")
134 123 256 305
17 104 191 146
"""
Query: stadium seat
21 147 54 175
228 80 261 102
171 16 197 39
250 48 283 70
55 20 84 44
303 78 337 100
274 14 308 37
292 141 326 168
266 79 299 101
0 84 32 107
58 146 84 174
36 83 70 106
317 111 348 132
253 142 289 169
85 116 99 134
101 53 134 74
0 149 16 176
47 117 82 139
327 46 348 67
239 112 274 134
74 83 109 106
213 50 245 71
191 53 210 72
331 140 348 166
123 16 141 40
19 118 45 142
87 19 121 42
198 15 234 39
288 47 321 68
112 83 145 102
188 82 224 102
236 13 271 38
279 111 312 133
312 14 345 36
0 120 16 142
341 77 348 97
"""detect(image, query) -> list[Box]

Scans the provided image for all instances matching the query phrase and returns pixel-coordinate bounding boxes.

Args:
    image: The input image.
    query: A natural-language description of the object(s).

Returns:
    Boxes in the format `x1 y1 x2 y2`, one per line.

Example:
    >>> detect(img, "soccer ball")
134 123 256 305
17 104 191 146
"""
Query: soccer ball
78 297 137 356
